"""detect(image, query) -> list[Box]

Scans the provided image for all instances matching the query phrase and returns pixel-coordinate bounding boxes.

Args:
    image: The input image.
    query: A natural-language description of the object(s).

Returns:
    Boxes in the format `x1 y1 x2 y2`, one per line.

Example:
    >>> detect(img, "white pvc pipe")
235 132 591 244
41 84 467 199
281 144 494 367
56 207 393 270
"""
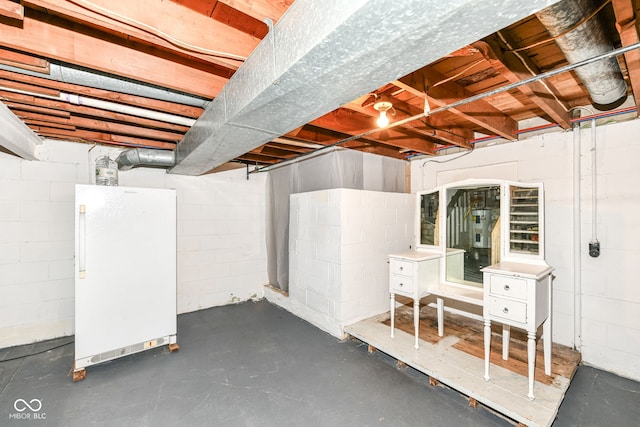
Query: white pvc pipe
573 122 582 351
0 85 197 127
60 93 196 127
591 118 598 241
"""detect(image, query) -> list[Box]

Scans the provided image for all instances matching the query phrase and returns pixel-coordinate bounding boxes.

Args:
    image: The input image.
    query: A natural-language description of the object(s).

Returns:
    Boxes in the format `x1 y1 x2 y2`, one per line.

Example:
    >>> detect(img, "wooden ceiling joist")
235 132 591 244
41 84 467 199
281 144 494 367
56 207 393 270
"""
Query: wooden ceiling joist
22 0 258 71
35 127 177 149
0 0 23 20
310 108 436 155
0 9 227 98
612 0 640 115
396 67 519 140
477 36 571 129
0 47 49 73
3 100 71 118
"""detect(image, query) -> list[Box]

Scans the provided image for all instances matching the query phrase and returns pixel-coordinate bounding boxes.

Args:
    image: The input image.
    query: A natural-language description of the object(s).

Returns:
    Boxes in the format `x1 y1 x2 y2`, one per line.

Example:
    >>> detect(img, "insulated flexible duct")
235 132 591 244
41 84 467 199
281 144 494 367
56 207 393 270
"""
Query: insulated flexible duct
536 0 627 110
116 148 175 170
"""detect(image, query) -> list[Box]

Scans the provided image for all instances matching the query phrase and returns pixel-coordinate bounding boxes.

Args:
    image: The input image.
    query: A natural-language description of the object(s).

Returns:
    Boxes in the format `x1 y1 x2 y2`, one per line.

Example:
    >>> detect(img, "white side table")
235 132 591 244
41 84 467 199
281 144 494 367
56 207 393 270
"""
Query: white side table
482 261 554 400
389 250 441 349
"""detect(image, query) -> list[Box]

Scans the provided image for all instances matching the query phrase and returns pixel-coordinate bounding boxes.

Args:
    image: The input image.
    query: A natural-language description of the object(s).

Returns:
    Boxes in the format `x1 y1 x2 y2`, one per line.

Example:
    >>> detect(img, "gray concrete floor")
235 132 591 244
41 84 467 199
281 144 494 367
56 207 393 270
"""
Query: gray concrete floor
0 300 638 426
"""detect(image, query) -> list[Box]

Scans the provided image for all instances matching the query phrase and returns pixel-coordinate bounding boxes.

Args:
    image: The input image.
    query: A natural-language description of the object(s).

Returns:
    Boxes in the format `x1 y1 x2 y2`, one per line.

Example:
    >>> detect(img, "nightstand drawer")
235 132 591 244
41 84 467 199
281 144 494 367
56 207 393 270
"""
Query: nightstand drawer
489 275 527 300
390 274 414 294
488 297 527 324
389 259 413 276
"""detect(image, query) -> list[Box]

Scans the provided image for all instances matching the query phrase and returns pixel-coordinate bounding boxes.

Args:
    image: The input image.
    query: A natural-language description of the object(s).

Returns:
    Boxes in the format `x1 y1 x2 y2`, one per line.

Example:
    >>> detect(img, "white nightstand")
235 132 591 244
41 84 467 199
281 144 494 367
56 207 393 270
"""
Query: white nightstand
482 261 554 400
389 250 441 349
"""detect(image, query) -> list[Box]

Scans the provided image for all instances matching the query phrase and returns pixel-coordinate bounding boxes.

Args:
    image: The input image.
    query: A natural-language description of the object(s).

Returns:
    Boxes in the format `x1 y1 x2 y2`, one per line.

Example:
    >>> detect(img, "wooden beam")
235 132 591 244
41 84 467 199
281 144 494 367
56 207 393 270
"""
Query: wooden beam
0 0 23 20
612 0 640 115
3 100 71 118
33 127 176 149
477 36 571 129
218 0 289 23
64 116 183 141
347 95 473 149
397 68 518 140
310 108 436 155
22 0 257 70
0 48 49 73
0 9 228 98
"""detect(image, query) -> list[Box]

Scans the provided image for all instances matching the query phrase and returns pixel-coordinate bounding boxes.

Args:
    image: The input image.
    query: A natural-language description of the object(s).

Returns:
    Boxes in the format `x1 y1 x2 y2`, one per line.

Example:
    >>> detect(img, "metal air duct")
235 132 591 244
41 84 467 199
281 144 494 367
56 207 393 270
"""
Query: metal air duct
536 0 627 110
116 148 175 171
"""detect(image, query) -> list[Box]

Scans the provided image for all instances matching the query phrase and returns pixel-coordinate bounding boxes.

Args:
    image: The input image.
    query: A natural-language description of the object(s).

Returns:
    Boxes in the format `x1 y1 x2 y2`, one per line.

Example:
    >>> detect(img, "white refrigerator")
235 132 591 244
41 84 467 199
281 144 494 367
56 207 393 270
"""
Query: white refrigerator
73 184 177 380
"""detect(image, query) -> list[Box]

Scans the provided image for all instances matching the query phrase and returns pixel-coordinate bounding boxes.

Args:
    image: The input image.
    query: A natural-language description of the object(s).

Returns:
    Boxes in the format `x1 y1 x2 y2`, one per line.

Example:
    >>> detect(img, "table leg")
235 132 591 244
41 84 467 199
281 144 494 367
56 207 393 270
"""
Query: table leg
543 317 552 376
414 299 420 349
484 319 491 381
437 297 444 337
527 331 536 400
390 293 395 339
502 324 511 361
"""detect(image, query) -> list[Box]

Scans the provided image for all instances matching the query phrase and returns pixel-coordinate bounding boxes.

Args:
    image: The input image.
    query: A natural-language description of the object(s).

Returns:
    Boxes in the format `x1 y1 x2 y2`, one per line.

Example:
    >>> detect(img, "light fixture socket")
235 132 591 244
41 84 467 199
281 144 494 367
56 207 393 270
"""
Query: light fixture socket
373 101 393 113
373 101 393 128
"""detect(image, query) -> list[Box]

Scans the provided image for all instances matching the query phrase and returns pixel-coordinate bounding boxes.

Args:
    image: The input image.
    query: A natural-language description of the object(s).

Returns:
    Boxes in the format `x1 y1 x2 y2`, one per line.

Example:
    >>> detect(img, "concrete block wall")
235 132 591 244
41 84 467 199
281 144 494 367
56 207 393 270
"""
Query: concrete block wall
288 188 414 337
0 139 267 348
411 119 640 381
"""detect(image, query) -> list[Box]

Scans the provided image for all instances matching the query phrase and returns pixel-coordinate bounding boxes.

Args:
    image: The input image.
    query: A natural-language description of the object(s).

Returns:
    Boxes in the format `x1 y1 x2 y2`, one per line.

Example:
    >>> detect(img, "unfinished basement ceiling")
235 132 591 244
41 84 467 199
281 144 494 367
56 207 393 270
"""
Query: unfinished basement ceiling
1 0 639 175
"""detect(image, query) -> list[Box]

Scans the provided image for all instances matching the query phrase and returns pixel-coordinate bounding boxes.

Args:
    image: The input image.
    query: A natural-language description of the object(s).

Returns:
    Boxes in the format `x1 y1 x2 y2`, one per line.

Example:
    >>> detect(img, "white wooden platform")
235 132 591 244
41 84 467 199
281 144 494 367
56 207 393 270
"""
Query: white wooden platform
345 312 576 427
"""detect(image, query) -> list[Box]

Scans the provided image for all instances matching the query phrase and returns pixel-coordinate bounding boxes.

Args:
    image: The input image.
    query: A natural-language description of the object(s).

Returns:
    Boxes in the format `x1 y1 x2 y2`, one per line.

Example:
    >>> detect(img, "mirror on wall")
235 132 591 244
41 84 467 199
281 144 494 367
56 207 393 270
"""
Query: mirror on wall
419 191 439 246
445 185 501 286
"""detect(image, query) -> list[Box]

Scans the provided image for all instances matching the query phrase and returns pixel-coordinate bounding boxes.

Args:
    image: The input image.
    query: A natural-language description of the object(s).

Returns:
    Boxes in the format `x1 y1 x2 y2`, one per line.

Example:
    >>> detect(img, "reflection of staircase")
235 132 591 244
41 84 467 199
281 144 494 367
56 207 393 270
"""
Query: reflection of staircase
446 189 468 248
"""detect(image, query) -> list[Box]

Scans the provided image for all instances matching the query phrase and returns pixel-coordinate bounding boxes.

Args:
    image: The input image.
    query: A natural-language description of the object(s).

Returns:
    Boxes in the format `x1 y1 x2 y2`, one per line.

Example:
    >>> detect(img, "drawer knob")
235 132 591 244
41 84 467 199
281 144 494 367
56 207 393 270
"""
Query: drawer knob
504 284 510 291
502 307 509 314
399 266 403 271
399 283 404 287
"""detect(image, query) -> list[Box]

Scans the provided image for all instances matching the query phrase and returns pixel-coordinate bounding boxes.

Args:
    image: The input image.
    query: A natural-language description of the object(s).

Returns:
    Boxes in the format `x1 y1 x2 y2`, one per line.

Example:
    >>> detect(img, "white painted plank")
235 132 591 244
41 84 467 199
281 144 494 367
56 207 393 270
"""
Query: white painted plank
0 102 41 160
346 316 572 427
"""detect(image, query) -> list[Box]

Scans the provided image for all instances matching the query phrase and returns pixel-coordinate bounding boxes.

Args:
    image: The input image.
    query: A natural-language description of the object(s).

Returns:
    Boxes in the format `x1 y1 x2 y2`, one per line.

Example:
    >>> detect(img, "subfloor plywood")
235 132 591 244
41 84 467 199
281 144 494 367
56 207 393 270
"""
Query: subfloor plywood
344 304 581 427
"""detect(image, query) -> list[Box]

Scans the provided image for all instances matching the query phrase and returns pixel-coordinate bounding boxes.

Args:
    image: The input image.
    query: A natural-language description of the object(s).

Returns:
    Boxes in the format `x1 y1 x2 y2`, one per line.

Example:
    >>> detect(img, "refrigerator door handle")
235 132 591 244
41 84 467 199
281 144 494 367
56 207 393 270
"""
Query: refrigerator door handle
79 204 86 279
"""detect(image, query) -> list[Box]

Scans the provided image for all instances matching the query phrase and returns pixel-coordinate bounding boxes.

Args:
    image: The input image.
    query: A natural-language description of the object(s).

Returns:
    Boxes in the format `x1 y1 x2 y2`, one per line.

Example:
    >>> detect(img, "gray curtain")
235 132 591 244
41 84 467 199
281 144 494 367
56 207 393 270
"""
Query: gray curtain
266 148 406 292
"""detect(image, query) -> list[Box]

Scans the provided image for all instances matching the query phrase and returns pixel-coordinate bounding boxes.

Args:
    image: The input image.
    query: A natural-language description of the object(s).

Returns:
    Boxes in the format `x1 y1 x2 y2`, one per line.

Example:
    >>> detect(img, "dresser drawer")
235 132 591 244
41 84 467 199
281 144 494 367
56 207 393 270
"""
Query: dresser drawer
489 275 527 300
389 259 413 276
488 297 527 324
390 274 414 294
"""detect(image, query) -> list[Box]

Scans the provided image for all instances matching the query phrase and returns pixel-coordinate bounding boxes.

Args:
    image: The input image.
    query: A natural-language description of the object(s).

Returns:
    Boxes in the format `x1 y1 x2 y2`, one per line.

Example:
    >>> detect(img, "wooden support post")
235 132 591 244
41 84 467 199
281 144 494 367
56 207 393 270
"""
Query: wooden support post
468 397 478 408
72 369 86 382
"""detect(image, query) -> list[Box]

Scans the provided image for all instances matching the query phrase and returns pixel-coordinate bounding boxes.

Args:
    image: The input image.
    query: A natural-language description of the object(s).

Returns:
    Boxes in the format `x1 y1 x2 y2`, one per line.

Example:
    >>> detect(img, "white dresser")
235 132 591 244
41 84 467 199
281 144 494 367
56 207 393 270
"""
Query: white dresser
482 261 554 399
388 250 440 349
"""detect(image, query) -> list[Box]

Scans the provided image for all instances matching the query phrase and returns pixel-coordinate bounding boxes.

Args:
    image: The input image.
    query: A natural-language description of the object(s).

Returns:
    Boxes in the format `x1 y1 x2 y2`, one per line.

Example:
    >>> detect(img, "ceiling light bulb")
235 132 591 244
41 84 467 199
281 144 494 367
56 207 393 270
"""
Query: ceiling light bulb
377 110 389 128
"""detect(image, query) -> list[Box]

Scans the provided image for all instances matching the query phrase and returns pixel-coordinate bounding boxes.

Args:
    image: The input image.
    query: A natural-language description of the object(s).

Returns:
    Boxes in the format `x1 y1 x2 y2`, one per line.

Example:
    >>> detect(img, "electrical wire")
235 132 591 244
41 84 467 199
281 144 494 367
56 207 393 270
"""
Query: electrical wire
65 0 247 62
512 0 611 53
0 340 74 363
420 144 475 168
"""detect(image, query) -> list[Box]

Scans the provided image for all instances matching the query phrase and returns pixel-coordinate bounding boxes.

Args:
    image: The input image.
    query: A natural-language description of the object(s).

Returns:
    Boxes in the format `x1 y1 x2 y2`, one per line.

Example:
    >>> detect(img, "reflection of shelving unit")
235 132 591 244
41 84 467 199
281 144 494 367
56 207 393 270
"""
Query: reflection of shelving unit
509 187 539 255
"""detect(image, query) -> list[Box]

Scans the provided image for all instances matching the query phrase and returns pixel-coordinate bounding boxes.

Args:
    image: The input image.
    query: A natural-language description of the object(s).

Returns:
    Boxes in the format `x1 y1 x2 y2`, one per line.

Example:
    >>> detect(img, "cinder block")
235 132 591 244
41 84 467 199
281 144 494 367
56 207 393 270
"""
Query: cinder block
49 259 74 280
0 243 19 264
21 160 77 182
21 241 73 262
0 201 19 221
20 181 50 201
0 154 20 179
0 222 48 243
306 289 330 316
0 179 22 201
0 261 49 286
49 182 75 201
